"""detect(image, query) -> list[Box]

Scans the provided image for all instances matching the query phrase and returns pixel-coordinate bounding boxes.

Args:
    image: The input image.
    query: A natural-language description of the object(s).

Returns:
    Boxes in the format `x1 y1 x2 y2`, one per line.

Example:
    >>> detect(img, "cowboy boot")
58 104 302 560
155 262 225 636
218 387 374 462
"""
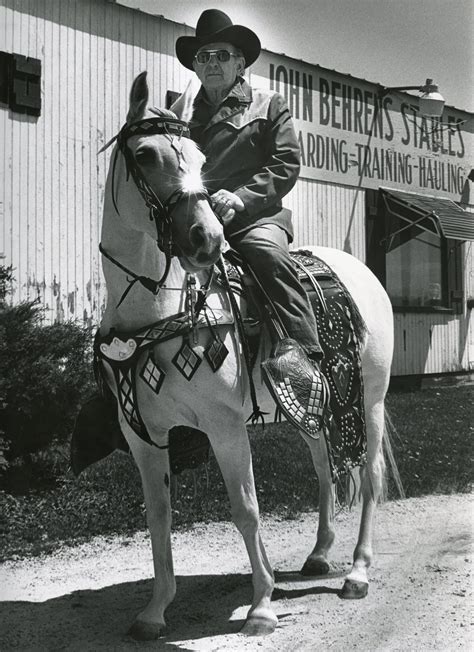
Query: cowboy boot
261 338 331 439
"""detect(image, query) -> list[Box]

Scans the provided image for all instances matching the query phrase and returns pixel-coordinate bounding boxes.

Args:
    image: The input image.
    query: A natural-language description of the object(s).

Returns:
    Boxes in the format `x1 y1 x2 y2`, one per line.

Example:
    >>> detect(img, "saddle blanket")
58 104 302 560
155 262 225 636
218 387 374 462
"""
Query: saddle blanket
290 250 367 477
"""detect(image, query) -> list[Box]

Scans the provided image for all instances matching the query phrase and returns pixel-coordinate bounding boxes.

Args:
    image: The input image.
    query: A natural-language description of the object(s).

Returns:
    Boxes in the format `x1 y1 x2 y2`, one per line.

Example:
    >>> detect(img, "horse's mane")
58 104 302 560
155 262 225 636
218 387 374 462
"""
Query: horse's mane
149 107 179 119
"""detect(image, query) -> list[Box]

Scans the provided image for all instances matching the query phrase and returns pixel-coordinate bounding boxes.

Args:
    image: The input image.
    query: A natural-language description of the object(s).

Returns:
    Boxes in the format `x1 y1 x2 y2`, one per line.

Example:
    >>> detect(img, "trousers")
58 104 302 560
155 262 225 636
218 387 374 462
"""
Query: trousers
229 223 323 357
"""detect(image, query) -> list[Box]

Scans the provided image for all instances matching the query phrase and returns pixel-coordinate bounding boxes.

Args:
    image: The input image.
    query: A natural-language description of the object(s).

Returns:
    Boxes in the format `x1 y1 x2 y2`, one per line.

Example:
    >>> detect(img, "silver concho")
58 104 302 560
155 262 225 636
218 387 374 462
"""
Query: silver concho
100 337 137 361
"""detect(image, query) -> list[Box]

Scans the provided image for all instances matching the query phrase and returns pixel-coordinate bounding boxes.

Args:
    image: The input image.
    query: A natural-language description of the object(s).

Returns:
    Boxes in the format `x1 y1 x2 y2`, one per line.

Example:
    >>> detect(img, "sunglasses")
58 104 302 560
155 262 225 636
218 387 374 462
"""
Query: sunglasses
194 49 239 64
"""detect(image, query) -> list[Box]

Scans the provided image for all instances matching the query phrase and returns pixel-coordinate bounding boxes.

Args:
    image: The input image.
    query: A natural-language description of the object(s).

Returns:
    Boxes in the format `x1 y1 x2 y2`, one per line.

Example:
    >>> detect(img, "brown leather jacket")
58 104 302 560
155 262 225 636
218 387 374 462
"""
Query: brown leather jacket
189 78 301 241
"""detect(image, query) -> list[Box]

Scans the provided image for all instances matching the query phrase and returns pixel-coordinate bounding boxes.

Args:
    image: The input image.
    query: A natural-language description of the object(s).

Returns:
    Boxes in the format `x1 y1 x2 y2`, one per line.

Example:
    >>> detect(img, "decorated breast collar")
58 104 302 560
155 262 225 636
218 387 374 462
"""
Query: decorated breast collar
95 276 234 449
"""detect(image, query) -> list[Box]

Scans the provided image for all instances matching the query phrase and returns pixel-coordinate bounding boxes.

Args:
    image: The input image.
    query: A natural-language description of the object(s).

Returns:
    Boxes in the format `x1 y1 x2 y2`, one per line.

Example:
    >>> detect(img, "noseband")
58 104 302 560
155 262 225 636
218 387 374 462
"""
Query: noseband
99 114 210 305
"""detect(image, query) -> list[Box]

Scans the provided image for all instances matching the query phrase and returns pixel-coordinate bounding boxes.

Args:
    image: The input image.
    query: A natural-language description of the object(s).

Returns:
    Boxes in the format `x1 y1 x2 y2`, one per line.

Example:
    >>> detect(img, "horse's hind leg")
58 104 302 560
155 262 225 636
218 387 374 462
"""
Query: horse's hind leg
341 397 386 598
300 433 336 576
208 417 277 636
123 422 176 640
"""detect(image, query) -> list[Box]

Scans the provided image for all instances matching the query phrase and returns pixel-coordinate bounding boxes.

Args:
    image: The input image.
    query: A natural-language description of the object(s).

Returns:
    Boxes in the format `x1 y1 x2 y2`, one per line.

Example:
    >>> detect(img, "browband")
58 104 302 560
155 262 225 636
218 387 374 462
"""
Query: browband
119 117 190 142
99 116 190 153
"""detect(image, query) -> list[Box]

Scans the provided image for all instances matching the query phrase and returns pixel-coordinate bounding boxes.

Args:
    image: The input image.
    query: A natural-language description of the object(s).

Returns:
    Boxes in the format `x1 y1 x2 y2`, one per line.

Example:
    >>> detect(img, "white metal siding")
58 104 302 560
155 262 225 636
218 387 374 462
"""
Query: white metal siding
285 180 366 260
0 0 194 324
2 1 473 377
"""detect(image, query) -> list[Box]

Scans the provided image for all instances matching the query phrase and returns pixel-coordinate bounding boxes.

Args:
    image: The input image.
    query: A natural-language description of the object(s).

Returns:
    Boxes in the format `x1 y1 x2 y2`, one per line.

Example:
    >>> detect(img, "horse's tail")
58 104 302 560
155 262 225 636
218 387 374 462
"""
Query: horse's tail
381 407 405 501
343 405 404 507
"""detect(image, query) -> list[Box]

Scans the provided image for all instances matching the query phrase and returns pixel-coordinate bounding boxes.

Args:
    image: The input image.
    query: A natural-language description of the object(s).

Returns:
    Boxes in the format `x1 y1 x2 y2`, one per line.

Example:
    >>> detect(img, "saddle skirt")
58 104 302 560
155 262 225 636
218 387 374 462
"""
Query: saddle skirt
222 249 368 478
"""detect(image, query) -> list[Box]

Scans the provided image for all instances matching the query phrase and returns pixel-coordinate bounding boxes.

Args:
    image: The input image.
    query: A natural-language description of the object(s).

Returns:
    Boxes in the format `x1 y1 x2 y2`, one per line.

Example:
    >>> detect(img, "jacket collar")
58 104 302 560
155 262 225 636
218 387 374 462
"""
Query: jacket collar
191 78 252 131
228 78 252 104
195 77 252 107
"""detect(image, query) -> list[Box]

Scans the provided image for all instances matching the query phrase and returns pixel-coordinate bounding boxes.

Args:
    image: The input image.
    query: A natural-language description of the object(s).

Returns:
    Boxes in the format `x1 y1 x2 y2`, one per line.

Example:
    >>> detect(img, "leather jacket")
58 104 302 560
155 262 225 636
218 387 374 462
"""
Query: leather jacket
189 78 301 241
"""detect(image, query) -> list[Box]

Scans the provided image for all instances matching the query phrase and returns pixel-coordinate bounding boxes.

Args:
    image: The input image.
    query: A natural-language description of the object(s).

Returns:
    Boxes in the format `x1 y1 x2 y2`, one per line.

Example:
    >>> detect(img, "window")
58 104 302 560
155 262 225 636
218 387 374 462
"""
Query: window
386 228 443 308
366 189 464 313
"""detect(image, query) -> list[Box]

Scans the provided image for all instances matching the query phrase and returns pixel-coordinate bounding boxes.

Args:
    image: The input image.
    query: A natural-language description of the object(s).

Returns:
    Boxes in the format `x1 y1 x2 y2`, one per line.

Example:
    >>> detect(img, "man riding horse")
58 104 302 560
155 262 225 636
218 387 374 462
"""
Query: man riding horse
176 9 330 427
72 8 331 466
69 11 397 635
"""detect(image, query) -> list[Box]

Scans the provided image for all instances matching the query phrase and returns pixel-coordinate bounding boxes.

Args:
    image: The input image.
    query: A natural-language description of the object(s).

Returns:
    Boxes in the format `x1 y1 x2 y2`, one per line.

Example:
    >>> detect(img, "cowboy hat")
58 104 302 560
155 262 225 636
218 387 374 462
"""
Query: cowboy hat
176 9 261 71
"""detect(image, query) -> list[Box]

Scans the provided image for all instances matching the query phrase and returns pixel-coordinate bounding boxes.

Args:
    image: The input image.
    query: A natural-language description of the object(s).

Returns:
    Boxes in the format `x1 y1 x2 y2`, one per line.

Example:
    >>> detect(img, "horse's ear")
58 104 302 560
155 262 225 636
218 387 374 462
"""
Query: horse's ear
170 77 200 123
127 71 149 122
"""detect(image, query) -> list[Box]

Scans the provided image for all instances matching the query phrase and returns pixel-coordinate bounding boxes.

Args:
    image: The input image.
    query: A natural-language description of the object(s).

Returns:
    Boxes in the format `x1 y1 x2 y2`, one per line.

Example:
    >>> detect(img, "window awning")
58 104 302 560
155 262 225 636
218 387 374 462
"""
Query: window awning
381 188 474 246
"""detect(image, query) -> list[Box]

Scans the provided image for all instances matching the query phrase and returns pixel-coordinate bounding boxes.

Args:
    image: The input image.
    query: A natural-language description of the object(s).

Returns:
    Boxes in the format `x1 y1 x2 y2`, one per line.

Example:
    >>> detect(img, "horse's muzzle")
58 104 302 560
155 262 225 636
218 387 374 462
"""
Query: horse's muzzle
179 244 224 272
178 222 226 271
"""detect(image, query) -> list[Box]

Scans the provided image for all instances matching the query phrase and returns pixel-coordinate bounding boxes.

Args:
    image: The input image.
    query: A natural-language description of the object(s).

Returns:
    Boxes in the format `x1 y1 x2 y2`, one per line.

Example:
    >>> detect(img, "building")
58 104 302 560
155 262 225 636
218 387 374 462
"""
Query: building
1 0 473 378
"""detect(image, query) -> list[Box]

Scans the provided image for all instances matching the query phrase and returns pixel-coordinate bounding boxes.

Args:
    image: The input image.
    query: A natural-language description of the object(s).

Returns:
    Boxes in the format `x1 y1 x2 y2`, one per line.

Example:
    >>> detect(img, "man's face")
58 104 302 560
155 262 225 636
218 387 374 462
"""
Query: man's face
192 41 245 93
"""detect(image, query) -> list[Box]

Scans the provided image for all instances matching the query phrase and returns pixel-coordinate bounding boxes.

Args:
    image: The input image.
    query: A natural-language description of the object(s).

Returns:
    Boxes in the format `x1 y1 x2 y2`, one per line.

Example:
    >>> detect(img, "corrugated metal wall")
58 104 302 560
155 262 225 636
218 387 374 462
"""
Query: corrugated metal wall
0 0 193 324
1 0 367 324
285 180 366 260
1 0 472 375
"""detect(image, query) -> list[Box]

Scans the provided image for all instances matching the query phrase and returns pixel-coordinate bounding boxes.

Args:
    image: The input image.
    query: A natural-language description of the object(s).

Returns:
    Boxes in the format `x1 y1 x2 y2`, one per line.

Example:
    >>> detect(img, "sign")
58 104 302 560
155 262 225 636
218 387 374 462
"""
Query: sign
251 52 473 200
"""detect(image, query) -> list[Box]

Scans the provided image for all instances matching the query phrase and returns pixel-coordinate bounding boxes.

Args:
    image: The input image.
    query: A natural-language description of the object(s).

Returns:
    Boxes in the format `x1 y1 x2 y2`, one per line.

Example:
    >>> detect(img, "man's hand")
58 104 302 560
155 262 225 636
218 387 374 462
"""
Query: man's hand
210 190 245 223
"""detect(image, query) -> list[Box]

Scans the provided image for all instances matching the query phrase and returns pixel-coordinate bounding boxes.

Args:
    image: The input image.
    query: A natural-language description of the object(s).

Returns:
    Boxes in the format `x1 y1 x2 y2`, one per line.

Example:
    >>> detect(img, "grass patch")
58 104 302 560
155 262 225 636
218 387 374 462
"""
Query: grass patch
385 386 473 495
0 385 472 561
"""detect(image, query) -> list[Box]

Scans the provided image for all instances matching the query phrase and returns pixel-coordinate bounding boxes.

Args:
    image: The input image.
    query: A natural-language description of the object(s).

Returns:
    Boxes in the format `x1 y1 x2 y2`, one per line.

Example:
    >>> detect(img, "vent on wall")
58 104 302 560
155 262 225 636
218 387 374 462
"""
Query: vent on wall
0 52 41 116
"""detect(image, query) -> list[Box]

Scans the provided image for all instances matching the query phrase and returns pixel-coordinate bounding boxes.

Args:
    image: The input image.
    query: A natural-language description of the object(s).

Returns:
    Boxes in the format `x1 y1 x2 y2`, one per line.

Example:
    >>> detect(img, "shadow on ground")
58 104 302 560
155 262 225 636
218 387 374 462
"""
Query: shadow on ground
0 571 342 650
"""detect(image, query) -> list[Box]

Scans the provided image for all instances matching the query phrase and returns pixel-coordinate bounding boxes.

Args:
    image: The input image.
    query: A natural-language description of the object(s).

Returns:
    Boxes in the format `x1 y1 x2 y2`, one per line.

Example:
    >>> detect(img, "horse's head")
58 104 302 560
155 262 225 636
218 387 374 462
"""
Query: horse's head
108 71 225 272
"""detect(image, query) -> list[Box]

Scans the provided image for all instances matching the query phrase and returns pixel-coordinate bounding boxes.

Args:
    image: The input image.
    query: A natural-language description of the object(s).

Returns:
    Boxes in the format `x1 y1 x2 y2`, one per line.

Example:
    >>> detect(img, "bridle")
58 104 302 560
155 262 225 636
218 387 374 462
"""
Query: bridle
98 113 265 429
99 113 211 306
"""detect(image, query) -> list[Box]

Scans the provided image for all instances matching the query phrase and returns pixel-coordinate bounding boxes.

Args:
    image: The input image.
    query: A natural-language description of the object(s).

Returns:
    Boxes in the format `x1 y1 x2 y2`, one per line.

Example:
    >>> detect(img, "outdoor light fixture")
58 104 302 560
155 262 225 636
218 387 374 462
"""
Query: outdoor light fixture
379 78 446 117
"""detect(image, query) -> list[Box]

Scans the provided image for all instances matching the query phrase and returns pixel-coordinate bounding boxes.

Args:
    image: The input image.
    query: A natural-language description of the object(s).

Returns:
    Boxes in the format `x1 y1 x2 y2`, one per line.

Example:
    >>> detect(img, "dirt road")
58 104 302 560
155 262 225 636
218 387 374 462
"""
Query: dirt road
0 493 472 651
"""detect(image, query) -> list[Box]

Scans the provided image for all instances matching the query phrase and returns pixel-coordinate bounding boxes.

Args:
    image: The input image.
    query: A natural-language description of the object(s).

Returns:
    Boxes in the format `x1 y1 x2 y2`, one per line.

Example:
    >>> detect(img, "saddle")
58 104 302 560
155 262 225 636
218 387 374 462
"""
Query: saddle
221 249 368 478
71 250 367 480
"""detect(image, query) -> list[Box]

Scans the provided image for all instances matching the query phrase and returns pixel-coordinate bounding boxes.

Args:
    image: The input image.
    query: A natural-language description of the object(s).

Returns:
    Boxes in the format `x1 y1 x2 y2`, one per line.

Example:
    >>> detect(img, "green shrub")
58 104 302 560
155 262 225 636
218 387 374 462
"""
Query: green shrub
0 266 95 464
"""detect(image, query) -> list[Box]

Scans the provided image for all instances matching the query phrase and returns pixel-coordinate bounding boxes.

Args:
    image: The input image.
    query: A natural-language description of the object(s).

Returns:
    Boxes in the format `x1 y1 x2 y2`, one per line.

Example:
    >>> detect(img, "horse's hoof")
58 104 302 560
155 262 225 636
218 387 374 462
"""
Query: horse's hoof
300 557 330 576
241 609 278 636
128 619 167 640
340 579 368 599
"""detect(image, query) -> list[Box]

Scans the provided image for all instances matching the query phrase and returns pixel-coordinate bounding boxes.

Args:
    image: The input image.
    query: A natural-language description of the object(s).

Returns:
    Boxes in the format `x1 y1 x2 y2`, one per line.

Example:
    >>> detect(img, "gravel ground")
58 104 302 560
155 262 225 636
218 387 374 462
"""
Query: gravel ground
0 493 472 651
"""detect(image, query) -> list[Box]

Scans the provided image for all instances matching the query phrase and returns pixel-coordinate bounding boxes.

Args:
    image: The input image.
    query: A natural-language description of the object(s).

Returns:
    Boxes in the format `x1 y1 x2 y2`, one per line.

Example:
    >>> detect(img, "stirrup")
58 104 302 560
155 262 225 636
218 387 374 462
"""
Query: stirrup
261 338 330 439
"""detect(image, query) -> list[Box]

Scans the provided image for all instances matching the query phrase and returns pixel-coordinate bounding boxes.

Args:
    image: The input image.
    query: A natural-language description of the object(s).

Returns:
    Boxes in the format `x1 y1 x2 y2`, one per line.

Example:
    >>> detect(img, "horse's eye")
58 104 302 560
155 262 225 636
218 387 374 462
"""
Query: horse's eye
135 146 156 166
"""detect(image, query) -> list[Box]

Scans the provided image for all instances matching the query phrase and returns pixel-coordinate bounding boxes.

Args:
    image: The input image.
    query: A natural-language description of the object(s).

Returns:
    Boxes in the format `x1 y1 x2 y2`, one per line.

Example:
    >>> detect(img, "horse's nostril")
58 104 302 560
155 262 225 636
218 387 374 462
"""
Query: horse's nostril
189 224 205 249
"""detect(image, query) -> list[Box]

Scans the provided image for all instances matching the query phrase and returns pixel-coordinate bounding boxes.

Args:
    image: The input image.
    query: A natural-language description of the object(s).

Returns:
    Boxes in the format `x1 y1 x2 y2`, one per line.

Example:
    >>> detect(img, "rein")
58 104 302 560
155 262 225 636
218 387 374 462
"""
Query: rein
98 242 165 307
99 114 210 305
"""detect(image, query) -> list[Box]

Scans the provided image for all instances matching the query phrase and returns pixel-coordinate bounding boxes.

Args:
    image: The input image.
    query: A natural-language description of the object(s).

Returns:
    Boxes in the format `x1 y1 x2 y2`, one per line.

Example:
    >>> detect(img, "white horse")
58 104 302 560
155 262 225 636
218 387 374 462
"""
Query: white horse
98 71 395 640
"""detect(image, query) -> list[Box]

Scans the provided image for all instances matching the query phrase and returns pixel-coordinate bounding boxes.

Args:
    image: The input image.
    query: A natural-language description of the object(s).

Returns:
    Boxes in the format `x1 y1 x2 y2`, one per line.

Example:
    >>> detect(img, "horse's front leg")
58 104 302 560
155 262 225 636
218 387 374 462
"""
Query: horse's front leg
122 420 176 640
299 432 336 576
208 416 277 636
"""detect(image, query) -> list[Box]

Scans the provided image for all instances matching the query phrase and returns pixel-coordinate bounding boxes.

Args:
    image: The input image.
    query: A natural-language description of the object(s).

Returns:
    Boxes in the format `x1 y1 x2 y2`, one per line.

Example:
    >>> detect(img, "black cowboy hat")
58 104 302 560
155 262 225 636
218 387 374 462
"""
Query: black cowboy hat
176 9 261 70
